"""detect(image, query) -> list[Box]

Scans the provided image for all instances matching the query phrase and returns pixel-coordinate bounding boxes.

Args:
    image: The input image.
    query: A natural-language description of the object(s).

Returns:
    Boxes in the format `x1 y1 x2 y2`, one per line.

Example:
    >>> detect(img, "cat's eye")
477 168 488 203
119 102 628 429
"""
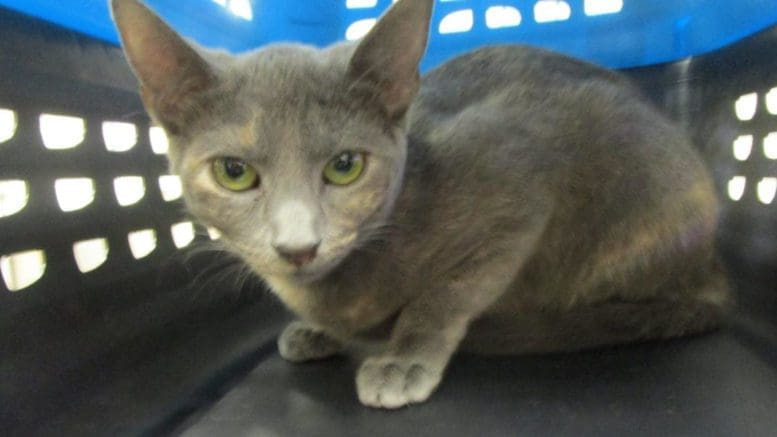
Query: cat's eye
212 157 260 192
323 151 365 186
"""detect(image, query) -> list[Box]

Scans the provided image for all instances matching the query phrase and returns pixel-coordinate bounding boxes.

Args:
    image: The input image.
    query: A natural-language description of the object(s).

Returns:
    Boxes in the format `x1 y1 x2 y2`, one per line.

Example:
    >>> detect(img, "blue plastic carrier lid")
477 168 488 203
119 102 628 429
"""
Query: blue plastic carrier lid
2 0 777 69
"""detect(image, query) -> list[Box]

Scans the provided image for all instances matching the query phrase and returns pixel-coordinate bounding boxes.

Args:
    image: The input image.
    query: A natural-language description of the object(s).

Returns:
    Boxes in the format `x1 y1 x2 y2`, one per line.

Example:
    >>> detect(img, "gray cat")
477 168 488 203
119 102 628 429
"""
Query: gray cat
111 0 730 408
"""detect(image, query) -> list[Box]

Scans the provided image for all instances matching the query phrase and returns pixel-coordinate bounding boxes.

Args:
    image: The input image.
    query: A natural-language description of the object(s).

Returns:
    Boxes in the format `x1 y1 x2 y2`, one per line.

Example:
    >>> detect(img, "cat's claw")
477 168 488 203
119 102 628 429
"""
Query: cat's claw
278 321 342 363
356 356 443 409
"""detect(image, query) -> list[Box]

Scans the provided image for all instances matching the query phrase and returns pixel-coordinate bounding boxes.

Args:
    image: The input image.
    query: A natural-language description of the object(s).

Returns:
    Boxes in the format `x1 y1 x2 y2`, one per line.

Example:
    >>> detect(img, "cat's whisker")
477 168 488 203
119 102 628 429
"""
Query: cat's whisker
181 241 230 264
231 262 252 290
235 263 260 298
180 243 247 299
189 260 250 303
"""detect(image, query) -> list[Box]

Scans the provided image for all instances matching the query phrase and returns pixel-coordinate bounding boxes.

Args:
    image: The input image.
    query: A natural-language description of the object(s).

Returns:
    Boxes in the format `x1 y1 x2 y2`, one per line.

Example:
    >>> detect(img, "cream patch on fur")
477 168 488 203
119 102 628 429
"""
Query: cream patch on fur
238 117 258 145
264 274 311 315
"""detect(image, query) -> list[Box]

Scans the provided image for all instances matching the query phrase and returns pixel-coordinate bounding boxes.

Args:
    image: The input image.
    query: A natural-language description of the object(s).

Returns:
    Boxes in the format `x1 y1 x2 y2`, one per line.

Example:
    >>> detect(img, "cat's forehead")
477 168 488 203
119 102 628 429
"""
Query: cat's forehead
189 43 379 162
227 43 354 104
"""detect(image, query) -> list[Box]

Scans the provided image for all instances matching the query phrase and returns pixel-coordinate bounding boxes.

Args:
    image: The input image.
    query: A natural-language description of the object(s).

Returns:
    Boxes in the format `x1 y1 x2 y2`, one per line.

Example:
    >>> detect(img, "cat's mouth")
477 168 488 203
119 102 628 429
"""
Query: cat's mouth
288 254 346 283
281 233 359 282
232 235 357 284
285 245 354 283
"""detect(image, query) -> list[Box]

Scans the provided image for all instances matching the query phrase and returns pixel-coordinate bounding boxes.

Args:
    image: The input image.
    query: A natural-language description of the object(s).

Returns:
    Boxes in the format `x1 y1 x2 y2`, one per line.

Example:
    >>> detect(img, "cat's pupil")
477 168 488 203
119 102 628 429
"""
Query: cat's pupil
334 153 353 173
224 159 246 179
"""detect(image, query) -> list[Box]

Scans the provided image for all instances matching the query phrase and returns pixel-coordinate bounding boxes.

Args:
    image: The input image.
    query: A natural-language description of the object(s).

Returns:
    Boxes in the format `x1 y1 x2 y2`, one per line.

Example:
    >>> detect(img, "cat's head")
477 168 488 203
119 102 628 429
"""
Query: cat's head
111 0 433 282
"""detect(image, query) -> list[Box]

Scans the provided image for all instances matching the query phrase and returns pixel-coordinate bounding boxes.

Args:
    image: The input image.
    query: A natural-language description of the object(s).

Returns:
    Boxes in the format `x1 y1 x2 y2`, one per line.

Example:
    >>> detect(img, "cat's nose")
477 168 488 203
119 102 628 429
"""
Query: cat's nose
274 243 319 267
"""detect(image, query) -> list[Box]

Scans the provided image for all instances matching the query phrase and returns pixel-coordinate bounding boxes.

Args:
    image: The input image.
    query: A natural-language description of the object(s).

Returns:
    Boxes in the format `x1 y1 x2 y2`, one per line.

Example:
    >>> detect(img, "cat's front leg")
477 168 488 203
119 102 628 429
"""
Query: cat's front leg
354 203 549 408
356 256 533 408
357 353 448 409
355 307 469 409
278 321 343 363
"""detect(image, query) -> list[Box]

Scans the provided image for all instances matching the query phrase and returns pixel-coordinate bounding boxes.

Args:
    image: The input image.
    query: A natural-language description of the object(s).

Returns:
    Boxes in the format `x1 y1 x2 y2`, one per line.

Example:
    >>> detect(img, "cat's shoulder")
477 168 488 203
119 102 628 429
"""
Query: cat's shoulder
414 45 635 115
423 45 627 88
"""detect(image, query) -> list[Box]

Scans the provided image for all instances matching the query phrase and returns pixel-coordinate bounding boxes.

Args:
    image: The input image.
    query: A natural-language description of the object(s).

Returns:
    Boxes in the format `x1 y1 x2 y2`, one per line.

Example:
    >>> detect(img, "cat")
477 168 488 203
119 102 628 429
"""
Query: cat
111 0 731 409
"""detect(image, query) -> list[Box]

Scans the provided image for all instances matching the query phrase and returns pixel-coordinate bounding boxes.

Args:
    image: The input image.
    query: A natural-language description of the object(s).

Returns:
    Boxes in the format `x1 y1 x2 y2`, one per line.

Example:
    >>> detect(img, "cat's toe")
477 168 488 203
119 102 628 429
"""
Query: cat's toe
356 356 443 409
277 321 342 363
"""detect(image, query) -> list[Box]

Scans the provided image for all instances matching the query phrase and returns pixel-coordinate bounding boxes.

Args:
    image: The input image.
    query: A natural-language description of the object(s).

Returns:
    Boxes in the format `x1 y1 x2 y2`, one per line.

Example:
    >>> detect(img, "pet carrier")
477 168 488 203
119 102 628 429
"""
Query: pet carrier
1 0 776 435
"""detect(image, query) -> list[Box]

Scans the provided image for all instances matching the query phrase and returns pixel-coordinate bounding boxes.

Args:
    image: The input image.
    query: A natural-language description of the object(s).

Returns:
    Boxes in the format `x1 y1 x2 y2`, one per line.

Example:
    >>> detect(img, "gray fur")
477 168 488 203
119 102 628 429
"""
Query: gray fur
111 0 731 409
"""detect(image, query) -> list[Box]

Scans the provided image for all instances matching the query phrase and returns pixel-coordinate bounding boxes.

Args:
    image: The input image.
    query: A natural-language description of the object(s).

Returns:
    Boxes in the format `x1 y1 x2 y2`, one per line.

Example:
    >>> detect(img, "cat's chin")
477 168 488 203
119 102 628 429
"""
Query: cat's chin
291 269 329 284
288 253 352 284
262 258 341 285
243 253 342 286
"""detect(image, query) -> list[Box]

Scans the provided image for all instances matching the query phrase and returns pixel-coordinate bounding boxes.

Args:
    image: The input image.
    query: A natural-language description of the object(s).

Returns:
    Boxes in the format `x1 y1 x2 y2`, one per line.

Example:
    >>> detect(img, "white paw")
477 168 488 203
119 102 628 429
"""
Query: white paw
356 355 443 409
278 321 342 363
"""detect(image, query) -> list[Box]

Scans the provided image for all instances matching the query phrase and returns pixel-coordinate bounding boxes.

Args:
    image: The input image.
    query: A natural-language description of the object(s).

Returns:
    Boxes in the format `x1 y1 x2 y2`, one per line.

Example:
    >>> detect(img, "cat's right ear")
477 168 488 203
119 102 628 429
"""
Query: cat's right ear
110 0 215 134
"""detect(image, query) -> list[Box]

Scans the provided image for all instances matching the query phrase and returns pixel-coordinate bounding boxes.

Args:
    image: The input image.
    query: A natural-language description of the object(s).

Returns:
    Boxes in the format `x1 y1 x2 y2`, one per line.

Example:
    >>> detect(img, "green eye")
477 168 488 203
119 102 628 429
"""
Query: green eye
212 157 259 192
324 151 365 186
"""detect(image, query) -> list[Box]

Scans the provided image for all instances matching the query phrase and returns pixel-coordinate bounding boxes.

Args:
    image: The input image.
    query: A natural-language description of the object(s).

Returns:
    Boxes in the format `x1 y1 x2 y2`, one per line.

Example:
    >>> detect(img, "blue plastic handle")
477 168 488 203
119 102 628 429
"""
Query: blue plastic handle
1 0 777 69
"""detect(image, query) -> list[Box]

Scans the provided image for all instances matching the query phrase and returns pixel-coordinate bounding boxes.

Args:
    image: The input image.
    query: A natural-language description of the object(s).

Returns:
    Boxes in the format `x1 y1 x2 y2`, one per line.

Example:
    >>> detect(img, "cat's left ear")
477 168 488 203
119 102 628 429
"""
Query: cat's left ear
347 0 434 122
111 0 216 135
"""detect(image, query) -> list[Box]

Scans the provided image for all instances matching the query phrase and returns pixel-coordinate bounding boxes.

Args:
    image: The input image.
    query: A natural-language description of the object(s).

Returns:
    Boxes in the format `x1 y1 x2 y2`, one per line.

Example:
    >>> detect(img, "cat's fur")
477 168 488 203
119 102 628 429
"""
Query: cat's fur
111 0 731 408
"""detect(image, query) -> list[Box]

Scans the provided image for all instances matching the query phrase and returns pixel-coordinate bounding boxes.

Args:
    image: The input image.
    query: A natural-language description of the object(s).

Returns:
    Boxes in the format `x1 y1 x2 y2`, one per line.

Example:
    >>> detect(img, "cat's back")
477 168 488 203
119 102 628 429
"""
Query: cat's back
410 45 650 158
413 45 632 117
407 44 713 198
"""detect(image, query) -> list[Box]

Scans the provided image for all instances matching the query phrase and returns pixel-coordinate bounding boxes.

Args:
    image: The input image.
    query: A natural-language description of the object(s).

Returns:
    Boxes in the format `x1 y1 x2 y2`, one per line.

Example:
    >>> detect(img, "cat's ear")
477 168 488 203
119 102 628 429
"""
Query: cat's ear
110 0 215 134
347 0 434 122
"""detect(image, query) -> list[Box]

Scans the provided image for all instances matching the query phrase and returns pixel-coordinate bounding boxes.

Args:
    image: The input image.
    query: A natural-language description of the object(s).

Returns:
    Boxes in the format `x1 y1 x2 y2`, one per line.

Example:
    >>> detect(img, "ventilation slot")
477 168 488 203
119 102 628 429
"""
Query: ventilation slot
73 238 109 273
486 6 522 29
765 86 777 115
212 0 253 20
55 178 95 212
149 126 169 155
439 10 474 34
735 92 758 121
584 0 623 16
0 108 17 144
728 176 746 201
128 230 157 259
158 175 183 201
102 121 138 152
757 177 776 204
40 114 85 150
346 0 377 8
171 222 196 248
766 87 777 115
346 18 377 40
764 132 777 159
229 0 253 20
1 250 46 292
208 227 222 240
534 0 571 23
114 176 146 207
733 135 753 161
0 180 29 218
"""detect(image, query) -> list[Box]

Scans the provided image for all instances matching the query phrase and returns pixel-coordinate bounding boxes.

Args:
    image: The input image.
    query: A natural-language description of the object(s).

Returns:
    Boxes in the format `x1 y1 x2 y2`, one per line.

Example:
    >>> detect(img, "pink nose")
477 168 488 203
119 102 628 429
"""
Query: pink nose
274 244 319 267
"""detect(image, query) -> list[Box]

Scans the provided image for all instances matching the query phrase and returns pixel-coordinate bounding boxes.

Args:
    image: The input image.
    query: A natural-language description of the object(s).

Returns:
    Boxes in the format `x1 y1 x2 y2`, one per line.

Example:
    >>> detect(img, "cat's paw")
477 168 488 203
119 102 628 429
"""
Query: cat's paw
278 321 342 363
356 355 443 409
